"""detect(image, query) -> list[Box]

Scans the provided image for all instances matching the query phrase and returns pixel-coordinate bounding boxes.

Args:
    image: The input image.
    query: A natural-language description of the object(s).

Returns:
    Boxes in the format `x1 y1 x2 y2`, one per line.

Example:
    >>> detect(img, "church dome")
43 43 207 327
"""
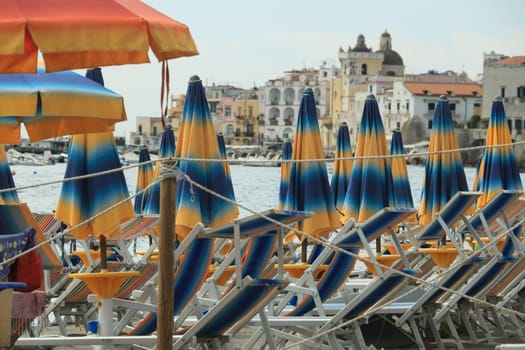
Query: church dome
381 49 404 66
376 30 403 66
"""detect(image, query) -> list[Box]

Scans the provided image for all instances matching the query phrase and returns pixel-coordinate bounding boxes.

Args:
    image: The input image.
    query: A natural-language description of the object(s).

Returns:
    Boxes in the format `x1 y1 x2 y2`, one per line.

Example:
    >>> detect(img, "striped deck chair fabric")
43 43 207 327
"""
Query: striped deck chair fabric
286 207 416 317
174 276 289 348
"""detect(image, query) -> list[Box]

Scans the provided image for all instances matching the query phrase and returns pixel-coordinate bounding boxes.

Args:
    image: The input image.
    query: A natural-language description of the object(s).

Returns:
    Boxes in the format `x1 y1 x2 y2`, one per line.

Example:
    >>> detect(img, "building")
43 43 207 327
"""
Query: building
337 31 405 145
259 67 334 144
482 54 525 138
386 80 482 143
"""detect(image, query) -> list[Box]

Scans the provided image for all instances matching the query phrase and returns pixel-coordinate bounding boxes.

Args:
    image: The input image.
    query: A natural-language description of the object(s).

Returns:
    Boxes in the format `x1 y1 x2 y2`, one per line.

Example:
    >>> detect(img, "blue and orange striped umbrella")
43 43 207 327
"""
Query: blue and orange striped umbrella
473 97 522 208
278 140 292 210
175 76 238 238
217 132 235 198
390 128 414 208
0 67 126 144
418 95 469 226
54 131 135 239
341 95 394 224
0 146 19 204
134 146 154 214
142 125 176 215
331 122 353 213
284 88 339 240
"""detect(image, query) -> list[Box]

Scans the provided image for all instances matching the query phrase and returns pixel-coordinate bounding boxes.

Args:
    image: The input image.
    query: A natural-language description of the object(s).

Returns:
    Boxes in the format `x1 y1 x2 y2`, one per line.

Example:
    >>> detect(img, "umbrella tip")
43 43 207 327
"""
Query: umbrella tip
392 127 401 132
304 87 313 94
366 94 376 100
189 75 201 82
165 123 173 130
218 132 223 136
340 121 348 126
494 95 503 102
439 95 448 101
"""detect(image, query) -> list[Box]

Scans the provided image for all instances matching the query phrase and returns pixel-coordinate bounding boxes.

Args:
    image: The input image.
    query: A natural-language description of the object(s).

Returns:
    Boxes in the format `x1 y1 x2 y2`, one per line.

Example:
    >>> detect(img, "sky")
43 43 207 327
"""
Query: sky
101 0 525 141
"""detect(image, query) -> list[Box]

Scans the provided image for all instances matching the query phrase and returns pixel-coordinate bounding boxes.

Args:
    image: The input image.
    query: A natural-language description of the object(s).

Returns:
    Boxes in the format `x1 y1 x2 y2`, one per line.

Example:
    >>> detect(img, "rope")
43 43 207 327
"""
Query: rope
2 141 525 345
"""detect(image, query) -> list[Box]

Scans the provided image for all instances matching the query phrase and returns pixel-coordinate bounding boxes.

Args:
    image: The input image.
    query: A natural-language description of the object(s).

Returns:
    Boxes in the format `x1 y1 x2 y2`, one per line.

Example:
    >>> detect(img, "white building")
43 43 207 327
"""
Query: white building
482 54 525 138
385 81 482 140
259 67 335 142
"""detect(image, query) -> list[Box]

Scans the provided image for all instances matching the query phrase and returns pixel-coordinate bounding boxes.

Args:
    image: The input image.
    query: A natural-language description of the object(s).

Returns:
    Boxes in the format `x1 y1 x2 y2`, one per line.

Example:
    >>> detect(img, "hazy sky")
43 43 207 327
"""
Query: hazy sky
101 0 525 140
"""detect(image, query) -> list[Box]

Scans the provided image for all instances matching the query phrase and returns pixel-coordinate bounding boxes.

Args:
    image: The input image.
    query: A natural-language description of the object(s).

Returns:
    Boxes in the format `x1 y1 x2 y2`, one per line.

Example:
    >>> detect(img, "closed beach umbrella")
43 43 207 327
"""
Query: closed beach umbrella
54 131 135 240
278 140 292 210
473 96 522 208
341 94 394 224
134 146 154 214
0 146 19 203
143 125 176 215
55 67 134 239
284 88 339 241
0 0 198 73
418 95 469 226
0 67 127 144
217 132 235 199
175 75 238 238
390 128 414 208
331 122 353 213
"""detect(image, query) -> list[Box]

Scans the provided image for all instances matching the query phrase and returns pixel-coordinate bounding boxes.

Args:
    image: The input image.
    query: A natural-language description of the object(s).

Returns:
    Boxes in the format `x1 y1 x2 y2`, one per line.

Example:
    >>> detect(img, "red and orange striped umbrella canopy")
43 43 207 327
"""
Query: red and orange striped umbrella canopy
0 0 198 73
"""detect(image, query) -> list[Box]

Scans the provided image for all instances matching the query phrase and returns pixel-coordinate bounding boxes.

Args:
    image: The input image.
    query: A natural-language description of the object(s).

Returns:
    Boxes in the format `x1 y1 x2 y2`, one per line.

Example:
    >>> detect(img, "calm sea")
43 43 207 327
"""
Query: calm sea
11 162 486 215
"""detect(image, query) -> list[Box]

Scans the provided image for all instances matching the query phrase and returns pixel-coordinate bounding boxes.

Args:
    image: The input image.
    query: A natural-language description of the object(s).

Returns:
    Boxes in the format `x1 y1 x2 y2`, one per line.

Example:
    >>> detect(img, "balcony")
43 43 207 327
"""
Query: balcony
284 119 294 126
270 119 279 126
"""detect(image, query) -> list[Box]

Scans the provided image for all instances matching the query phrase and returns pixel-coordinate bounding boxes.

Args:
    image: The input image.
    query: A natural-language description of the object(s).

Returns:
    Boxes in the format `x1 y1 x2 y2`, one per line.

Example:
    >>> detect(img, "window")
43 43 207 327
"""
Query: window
237 107 242 117
138 125 142 135
405 102 410 111
248 106 254 117
361 64 367 75
474 102 481 108
515 119 522 130
450 103 456 111
518 86 525 98
428 120 433 129
369 85 373 93
225 106 231 117
388 103 391 111
396 102 400 111
396 121 400 128
226 124 234 136
153 126 157 136
428 102 435 111
500 86 506 98
508 120 512 132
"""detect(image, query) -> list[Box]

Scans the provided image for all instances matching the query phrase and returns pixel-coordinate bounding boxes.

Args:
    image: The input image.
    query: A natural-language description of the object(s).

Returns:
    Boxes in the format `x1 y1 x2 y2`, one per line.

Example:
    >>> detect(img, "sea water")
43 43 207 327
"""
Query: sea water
8 162 499 215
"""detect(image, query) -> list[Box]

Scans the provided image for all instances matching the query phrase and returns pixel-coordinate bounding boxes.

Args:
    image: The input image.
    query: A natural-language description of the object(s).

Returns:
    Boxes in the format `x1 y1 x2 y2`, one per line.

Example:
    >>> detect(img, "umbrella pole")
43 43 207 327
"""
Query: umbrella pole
158 159 176 349
100 235 107 270
376 237 381 254
301 240 308 263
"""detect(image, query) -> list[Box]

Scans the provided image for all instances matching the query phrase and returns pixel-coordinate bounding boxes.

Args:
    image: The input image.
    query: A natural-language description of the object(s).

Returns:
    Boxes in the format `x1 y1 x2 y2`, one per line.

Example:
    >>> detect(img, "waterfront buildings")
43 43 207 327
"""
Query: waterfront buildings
128 33 524 161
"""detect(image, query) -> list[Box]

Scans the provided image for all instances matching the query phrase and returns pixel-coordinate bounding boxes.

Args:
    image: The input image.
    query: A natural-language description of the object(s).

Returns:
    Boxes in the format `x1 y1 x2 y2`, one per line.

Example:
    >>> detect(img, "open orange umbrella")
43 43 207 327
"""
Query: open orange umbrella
0 0 198 73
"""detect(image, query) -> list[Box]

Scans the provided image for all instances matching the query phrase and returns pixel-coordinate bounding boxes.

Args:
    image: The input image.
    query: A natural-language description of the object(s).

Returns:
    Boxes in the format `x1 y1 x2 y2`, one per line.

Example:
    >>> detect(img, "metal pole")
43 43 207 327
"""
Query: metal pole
158 159 176 349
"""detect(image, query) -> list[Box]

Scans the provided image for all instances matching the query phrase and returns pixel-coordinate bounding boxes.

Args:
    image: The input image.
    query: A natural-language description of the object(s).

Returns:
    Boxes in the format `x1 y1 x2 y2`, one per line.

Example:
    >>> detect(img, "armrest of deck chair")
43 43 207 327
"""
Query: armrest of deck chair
417 191 481 241
338 207 416 249
175 276 289 347
202 209 312 239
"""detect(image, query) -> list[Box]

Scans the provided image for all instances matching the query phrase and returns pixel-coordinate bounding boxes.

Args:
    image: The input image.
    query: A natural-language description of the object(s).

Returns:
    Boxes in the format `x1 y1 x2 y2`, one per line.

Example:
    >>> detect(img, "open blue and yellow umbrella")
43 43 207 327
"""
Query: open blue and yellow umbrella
143 125 176 215
175 75 239 238
418 96 469 226
0 67 126 144
0 147 19 204
54 131 135 239
341 95 394 224
278 140 292 210
284 88 339 240
390 128 414 209
473 97 523 208
331 122 353 214
134 146 154 214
